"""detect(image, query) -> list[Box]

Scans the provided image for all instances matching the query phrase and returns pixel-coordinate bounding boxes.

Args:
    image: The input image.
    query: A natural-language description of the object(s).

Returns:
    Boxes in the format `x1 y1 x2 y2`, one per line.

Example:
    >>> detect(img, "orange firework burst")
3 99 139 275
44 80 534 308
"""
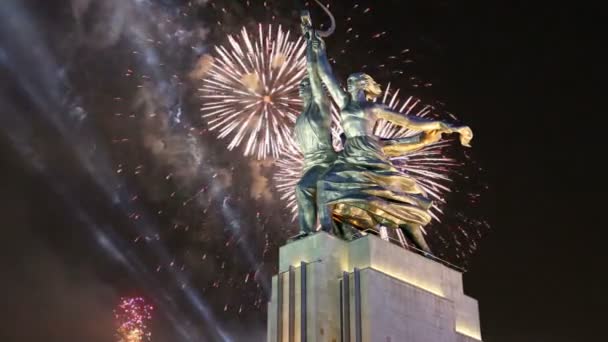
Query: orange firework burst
114 297 154 342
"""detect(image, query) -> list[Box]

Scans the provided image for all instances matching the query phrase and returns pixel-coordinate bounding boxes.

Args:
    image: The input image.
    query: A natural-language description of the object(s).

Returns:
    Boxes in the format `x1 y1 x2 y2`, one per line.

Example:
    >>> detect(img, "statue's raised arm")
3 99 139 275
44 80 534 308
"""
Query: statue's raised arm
306 37 326 107
300 10 329 108
311 36 349 109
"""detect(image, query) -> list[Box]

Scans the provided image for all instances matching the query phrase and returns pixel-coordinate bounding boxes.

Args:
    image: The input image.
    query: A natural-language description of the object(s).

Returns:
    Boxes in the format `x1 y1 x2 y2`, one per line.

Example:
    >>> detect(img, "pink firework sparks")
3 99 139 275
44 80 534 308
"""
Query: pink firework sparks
115 297 154 342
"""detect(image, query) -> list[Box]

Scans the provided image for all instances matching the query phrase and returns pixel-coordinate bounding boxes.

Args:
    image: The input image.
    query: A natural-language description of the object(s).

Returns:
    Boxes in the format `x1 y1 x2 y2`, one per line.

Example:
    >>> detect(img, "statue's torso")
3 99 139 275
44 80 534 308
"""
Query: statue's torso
341 100 377 138
294 102 334 156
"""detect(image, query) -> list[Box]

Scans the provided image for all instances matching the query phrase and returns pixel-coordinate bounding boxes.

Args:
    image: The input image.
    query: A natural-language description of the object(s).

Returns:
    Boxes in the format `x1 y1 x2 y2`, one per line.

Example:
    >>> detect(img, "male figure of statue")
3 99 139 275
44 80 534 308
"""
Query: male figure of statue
290 13 337 240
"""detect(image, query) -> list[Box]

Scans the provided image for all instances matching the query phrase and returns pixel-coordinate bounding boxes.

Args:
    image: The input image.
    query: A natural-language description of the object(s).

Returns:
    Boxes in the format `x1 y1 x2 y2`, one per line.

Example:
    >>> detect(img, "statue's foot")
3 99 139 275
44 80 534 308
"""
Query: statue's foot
287 231 312 243
346 232 364 241
342 228 364 241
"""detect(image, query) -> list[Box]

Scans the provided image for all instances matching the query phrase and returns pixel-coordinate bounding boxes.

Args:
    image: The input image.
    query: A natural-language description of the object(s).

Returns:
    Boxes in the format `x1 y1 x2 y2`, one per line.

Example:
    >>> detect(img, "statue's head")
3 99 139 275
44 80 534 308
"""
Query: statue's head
299 77 312 101
347 72 382 101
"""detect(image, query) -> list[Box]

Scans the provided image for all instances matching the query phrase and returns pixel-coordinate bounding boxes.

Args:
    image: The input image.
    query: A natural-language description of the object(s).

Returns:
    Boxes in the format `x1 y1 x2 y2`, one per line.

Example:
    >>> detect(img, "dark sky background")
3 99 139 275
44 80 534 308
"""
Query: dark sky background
0 0 603 341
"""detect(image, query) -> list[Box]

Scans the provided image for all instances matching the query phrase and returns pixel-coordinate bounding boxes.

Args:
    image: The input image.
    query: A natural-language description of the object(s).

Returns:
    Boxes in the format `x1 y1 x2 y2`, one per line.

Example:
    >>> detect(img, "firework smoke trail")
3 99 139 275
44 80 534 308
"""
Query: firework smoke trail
109 1 269 293
199 24 307 159
93 0 243 337
1 1 235 340
275 84 459 222
100 0 269 330
0 108 199 341
115 297 154 342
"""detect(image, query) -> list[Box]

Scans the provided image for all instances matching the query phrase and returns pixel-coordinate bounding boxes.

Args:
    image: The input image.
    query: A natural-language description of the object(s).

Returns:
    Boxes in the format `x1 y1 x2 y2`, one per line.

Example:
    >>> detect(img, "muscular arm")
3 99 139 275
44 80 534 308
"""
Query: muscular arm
375 106 450 132
381 132 442 157
306 39 325 106
376 106 474 147
312 37 349 109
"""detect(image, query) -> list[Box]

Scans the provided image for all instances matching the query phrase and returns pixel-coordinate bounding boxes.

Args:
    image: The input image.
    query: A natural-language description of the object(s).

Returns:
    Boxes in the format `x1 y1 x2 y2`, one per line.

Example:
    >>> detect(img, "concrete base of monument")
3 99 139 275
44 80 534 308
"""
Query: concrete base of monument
267 231 482 342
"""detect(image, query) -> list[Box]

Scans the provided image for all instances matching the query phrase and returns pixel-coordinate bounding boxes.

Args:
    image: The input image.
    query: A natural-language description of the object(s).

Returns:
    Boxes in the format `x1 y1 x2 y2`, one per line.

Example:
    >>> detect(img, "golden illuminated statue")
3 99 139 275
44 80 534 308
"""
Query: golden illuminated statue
292 5 473 253
308 35 473 253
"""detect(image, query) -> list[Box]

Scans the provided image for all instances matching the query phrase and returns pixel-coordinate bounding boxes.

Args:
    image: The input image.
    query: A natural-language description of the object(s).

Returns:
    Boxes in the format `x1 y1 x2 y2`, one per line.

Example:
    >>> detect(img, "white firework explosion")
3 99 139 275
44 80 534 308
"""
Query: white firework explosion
199 24 307 159
275 84 460 222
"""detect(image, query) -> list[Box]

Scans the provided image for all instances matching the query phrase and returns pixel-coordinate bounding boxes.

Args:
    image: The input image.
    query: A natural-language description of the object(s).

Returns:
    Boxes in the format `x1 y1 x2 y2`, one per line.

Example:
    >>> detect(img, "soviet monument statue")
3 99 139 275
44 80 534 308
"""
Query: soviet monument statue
293 2 473 254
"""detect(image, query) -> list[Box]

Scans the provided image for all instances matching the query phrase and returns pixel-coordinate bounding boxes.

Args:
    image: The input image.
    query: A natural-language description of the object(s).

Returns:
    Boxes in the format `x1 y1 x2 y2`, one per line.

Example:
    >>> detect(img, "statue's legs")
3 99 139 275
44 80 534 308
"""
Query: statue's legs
295 168 322 234
399 224 432 254
315 178 336 234
335 222 361 241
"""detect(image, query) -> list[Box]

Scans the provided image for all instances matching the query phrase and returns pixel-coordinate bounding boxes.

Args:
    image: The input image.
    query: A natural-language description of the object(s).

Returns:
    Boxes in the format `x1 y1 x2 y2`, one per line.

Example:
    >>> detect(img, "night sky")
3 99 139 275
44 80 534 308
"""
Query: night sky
0 0 603 341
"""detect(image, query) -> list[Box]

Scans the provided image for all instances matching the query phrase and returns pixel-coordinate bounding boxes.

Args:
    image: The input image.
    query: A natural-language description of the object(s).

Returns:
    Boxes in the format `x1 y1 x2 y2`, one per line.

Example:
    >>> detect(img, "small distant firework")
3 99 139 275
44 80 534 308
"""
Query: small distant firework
199 24 307 159
274 84 459 222
115 297 154 342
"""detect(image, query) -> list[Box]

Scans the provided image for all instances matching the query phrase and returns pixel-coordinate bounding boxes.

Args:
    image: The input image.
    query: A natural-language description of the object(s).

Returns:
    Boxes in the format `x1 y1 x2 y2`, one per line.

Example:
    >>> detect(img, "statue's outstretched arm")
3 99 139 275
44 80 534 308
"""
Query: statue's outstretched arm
376 106 447 131
381 132 439 157
312 37 349 109
375 106 473 147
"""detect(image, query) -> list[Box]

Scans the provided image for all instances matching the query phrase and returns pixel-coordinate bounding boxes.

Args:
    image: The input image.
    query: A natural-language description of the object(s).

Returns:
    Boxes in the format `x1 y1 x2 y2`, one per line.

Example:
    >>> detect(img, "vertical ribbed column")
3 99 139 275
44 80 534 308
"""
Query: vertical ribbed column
277 272 283 342
341 271 351 342
354 268 362 342
288 266 295 342
300 262 307 342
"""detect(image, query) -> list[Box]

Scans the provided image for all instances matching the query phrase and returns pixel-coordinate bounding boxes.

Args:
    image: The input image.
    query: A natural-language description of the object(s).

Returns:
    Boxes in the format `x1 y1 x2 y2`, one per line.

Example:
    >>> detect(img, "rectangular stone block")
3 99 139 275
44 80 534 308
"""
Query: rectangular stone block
359 268 455 342
267 232 483 342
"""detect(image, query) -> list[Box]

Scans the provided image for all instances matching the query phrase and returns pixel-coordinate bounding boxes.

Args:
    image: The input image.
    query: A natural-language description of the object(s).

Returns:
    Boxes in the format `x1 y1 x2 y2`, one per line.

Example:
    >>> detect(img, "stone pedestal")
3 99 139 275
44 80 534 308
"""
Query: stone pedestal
267 232 482 342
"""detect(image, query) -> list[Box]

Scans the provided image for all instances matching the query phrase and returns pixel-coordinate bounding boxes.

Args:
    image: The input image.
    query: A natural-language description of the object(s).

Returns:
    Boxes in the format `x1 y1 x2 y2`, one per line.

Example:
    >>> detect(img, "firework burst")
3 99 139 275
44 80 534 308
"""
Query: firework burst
115 297 154 342
199 24 307 159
